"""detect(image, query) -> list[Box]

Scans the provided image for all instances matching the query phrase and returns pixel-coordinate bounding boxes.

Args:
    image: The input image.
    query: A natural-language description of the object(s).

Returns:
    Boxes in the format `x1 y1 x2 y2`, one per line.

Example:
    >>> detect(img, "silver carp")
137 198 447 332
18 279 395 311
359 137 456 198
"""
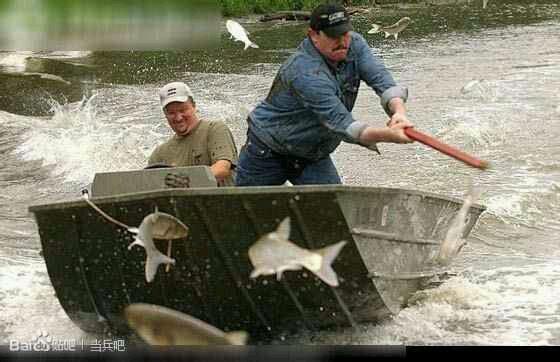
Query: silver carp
127 210 186 282
436 189 480 266
368 17 412 40
125 303 248 345
226 20 259 50
248 217 346 287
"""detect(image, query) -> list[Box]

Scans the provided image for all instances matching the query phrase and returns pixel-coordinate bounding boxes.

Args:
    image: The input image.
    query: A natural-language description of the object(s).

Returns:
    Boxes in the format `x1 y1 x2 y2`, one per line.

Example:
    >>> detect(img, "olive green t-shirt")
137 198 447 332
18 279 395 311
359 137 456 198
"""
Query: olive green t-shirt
148 120 238 186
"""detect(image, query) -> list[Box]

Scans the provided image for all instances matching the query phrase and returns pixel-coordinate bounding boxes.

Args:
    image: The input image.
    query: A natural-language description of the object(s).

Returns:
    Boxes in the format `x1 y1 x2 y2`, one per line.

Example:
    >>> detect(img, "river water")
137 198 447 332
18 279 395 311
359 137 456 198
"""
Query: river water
1 1 559 346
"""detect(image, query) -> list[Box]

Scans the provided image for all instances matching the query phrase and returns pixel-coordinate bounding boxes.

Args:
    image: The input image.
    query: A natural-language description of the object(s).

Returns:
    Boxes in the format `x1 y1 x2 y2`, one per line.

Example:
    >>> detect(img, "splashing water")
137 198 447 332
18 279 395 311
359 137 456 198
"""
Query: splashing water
14 94 166 185
0 51 32 72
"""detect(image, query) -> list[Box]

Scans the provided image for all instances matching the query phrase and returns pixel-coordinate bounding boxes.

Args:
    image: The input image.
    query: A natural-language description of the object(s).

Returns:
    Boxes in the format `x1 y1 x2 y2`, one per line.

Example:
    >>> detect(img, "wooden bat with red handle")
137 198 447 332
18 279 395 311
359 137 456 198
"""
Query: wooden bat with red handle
404 127 489 170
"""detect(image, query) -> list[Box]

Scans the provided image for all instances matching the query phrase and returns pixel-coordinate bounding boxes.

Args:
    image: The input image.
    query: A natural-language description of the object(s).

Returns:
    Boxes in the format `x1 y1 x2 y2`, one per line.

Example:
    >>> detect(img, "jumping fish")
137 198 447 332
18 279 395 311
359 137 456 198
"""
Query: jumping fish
461 79 486 95
248 217 346 287
368 17 412 40
436 189 479 266
81 197 188 280
226 20 259 50
127 209 187 282
124 303 248 345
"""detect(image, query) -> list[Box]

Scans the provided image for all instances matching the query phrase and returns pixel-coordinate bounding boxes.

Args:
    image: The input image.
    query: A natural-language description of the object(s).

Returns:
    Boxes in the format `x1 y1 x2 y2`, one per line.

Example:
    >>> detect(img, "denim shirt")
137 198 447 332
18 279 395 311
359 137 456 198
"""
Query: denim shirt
248 31 408 161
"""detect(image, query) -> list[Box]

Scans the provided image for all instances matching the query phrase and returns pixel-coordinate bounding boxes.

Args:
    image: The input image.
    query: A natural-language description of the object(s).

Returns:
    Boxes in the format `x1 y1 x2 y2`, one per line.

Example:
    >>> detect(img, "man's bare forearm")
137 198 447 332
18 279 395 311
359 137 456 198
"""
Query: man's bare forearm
210 160 233 182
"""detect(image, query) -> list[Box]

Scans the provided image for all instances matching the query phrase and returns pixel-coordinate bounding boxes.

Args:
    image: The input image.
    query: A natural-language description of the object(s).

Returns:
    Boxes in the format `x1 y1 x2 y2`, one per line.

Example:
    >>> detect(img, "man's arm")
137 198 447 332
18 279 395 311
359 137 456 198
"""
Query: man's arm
351 33 413 144
210 160 233 183
358 97 413 145
358 121 413 145
207 121 238 183
147 145 163 166
353 32 409 116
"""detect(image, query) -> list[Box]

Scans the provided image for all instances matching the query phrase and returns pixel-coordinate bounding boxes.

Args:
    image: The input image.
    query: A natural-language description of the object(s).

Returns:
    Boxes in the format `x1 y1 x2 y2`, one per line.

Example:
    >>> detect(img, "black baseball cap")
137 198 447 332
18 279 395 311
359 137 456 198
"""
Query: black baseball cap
309 3 352 38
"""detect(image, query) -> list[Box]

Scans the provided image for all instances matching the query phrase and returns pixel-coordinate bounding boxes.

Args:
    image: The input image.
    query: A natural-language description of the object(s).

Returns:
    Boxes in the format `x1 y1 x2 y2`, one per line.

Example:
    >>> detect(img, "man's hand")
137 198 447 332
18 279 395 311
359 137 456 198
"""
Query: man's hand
387 112 410 127
387 116 414 143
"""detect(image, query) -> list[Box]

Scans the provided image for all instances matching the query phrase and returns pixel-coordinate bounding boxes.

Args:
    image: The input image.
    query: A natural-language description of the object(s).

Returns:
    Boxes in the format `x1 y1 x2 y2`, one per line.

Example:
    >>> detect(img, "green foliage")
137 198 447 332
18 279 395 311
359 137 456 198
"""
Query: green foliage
220 0 369 16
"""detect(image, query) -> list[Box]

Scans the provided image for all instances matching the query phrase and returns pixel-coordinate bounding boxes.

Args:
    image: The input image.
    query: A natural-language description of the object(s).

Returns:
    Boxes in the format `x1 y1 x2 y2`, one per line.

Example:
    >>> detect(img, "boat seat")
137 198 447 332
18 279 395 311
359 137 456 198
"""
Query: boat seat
90 166 217 197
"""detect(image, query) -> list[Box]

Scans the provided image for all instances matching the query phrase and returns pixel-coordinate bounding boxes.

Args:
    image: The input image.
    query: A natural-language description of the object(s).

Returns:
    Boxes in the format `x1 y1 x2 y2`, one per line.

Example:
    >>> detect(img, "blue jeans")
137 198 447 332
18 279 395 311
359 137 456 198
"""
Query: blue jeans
235 130 342 186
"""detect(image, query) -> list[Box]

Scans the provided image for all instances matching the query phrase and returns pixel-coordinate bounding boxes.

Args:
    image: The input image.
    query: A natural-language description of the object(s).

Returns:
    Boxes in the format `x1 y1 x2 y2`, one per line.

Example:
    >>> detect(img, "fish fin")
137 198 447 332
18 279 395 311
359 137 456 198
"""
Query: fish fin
276 217 291 241
244 42 250 50
367 24 380 34
145 251 175 283
250 267 272 279
127 227 139 235
225 331 249 345
384 32 390 38
128 237 145 250
249 268 261 279
276 270 283 281
311 241 347 287
153 207 160 222
250 42 259 49
394 33 398 40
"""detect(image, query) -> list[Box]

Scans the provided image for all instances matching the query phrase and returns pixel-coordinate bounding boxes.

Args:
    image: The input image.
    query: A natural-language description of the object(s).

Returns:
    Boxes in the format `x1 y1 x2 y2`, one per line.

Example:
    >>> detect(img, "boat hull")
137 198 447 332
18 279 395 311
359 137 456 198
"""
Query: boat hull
29 186 485 341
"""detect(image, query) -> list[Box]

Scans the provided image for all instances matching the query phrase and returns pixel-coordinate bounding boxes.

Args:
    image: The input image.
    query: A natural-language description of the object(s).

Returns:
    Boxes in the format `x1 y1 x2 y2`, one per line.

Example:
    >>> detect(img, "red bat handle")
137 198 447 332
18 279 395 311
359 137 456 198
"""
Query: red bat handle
404 128 489 170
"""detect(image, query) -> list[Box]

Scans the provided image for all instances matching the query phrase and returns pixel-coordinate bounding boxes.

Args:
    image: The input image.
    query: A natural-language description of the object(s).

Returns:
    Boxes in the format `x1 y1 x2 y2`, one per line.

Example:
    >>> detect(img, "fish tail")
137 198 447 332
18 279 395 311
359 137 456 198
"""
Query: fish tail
225 331 249 345
244 41 259 50
145 251 175 283
367 24 381 34
127 236 145 250
311 241 347 287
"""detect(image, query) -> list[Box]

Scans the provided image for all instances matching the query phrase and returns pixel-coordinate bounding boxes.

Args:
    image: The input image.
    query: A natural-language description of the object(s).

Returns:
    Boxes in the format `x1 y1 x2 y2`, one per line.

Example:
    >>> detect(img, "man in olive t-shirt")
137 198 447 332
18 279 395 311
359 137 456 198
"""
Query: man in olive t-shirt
148 82 238 186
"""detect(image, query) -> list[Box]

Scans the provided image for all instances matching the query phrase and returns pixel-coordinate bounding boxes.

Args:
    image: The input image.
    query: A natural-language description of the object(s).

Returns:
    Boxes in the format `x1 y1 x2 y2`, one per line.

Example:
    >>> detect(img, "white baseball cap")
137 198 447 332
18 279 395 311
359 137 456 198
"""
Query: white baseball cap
159 82 194 109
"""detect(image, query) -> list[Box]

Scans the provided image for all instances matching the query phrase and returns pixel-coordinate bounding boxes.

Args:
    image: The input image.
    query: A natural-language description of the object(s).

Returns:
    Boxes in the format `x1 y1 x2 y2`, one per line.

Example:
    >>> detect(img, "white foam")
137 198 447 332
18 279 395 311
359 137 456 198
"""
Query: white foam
37 51 92 59
485 193 525 219
0 52 32 72
286 263 559 345
0 262 87 343
438 111 509 149
13 95 165 185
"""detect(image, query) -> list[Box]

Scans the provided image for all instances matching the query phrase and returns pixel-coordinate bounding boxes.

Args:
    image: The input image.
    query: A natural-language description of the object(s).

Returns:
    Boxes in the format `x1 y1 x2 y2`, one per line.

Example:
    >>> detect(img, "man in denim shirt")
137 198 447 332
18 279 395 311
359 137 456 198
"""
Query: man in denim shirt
236 3 414 186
